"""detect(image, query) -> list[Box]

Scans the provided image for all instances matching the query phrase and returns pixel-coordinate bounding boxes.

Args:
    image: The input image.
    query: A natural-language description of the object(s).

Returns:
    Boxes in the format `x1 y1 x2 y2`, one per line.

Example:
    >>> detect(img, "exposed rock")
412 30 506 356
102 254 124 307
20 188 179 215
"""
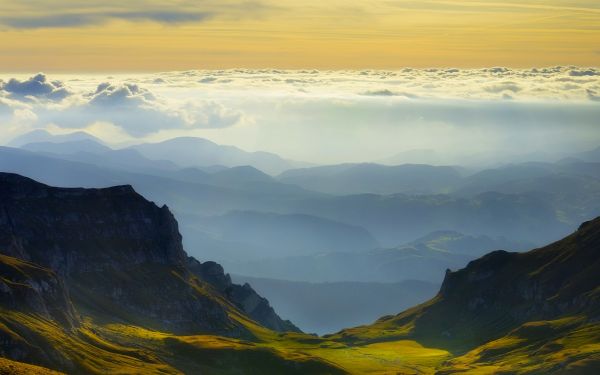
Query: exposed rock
187 257 300 332
0 173 298 336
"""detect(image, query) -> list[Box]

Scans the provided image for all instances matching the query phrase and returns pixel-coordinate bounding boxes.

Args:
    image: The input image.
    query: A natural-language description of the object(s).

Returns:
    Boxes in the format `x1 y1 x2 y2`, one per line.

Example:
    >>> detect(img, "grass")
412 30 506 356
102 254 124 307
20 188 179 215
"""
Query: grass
438 317 600 374
0 357 64 375
2 307 599 374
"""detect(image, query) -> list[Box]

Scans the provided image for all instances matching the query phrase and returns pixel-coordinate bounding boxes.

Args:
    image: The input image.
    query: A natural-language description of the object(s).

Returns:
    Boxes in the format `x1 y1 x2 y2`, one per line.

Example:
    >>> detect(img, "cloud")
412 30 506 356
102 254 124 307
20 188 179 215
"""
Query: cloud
140 66 600 102
181 101 244 128
569 69 599 77
587 89 600 102
483 82 522 94
88 82 155 107
0 1 275 29
1 68 598 149
361 89 418 98
21 80 247 136
1 73 71 101
0 11 212 29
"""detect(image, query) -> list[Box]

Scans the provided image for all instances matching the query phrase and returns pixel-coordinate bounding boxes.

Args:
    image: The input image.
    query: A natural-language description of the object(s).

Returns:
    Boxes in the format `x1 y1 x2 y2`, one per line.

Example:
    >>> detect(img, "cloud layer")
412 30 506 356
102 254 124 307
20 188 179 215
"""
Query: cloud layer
0 73 246 137
147 66 600 101
1 68 599 164
0 1 268 29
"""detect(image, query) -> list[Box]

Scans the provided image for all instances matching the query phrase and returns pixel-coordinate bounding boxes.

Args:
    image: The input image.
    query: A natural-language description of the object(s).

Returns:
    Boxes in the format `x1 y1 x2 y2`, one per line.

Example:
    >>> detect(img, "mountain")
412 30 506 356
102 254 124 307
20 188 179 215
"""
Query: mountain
287 190 573 246
7 130 104 147
223 231 529 283
333 217 600 373
378 148 443 166
2 145 597 259
193 210 379 259
278 163 462 195
573 145 600 162
130 137 306 175
0 146 318 216
22 139 112 155
232 276 438 335
20 140 178 172
0 173 296 335
405 230 531 257
1 172 598 373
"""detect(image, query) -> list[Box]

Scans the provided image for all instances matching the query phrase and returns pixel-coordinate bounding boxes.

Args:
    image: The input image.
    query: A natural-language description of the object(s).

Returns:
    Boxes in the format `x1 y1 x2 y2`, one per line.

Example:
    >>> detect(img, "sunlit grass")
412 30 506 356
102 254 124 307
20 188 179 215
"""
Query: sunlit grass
0 357 64 375
2 307 598 374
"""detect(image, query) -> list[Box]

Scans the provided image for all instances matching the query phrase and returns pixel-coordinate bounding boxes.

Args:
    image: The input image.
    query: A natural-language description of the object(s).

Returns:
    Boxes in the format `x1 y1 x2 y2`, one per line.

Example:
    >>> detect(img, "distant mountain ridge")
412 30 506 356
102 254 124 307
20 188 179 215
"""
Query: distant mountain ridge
278 163 462 195
224 230 530 283
130 136 308 175
9 130 309 175
8 129 105 147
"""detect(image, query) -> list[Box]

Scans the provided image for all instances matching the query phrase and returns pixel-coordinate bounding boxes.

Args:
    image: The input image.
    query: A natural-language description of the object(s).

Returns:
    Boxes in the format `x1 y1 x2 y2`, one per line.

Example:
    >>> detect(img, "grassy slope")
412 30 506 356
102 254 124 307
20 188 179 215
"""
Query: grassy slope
0 309 452 374
3 306 599 374
2 242 598 374
0 357 64 375
438 317 600 374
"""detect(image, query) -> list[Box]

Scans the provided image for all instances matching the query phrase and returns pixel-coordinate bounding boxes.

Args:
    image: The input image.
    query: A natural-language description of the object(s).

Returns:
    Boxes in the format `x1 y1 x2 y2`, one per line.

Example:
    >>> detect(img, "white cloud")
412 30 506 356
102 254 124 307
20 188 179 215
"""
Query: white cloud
0 78 246 137
1 68 599 164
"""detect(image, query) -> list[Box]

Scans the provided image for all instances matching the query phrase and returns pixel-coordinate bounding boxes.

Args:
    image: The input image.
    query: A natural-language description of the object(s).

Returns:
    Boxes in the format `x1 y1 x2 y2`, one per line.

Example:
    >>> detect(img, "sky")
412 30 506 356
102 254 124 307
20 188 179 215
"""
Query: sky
0 0 599 71
0 1 598 165
1 68 599 165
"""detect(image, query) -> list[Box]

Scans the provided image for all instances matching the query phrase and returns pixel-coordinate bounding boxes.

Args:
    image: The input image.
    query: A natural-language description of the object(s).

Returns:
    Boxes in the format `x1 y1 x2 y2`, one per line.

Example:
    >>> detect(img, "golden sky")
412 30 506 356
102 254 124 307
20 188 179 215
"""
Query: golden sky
0 0 599 71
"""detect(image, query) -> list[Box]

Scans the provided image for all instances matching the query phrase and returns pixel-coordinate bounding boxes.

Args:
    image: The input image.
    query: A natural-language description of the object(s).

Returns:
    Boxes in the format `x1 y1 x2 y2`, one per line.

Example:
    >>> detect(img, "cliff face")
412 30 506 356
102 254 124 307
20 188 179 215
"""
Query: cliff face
0 254 77 328
0 254 78 365
0 173 298 335
428 216 600 345
187 258 299 332
0 173 186 273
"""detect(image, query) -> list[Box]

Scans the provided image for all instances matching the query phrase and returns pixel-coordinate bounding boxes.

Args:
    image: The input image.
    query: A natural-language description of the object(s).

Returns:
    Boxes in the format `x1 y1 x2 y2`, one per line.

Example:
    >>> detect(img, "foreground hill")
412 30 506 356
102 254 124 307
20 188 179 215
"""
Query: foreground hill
333 217 600 373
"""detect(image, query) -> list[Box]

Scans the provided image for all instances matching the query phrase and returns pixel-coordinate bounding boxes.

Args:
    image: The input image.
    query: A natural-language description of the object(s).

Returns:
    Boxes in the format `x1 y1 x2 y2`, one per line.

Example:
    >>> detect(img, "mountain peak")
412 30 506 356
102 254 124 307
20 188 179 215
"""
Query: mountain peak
8 130 104 148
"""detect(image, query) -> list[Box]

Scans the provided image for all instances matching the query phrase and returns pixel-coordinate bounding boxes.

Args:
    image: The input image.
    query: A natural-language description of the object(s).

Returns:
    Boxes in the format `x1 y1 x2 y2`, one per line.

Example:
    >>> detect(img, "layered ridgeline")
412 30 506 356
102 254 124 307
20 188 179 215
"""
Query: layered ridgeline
333 217 600 373
1 172 599 374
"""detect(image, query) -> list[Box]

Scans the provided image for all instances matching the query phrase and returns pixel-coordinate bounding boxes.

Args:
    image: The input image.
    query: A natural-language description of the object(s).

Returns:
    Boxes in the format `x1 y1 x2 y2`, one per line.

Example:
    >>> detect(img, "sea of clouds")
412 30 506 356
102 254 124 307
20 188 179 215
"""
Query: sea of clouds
1 67 599 163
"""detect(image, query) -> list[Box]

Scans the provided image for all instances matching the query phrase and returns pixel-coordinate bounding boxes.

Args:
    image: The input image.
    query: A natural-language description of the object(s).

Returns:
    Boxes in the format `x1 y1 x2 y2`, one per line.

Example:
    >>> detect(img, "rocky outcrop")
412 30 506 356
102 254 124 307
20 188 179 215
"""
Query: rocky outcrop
0 254 79 366
0 254 77 329
0 173 298 336
187 257 300 332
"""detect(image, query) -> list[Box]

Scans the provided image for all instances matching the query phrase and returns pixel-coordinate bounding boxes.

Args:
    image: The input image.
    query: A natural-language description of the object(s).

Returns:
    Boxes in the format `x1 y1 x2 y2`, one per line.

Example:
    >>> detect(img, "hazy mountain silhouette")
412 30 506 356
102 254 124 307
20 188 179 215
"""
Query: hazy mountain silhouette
223 231 530 283
130 137 308 175
7 129 105 147
232 276 438 335
278 163 462 195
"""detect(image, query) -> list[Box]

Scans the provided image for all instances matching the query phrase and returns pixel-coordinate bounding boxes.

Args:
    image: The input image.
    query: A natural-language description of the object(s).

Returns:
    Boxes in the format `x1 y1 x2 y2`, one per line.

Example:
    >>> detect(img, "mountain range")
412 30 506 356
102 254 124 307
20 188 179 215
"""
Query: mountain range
0 173 598 373
3 130 600 353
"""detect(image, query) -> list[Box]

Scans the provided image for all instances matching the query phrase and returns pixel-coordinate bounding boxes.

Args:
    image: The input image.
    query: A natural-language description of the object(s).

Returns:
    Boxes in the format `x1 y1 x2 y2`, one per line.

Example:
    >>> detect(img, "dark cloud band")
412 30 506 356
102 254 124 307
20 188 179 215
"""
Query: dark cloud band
0 11 213 29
